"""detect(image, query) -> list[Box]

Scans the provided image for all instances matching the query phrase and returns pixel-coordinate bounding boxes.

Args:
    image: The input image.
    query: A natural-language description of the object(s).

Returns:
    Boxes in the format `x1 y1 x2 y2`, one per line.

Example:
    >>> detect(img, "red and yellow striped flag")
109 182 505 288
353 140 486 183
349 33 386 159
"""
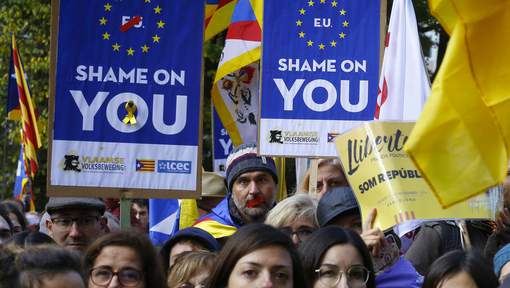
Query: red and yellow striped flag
10 35 42 178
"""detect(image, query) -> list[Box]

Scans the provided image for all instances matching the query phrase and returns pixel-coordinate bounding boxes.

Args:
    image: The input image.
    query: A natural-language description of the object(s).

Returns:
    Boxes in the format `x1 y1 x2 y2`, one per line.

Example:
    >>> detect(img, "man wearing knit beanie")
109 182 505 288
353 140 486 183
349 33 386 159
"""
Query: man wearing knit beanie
194 144 278 241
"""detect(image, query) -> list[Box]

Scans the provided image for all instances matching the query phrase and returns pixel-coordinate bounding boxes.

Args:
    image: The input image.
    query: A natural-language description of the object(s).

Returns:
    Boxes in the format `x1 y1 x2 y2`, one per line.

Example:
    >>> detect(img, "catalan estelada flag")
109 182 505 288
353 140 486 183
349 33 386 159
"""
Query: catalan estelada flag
404 0 510 207
136 159 155 172
204 0 237 42
13 144 35 212
9 35 42 178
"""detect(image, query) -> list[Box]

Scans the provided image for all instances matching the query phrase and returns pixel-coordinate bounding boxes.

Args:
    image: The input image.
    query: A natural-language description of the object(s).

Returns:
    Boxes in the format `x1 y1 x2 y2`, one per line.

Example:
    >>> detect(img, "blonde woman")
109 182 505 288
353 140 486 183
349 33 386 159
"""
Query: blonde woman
167 251 216 288
265 193 318 246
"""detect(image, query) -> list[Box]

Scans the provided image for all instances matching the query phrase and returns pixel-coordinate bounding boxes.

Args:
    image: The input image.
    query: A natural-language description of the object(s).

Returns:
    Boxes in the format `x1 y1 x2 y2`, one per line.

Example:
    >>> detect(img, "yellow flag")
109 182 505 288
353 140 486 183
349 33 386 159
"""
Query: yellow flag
178 199 200 229
404 0 510 207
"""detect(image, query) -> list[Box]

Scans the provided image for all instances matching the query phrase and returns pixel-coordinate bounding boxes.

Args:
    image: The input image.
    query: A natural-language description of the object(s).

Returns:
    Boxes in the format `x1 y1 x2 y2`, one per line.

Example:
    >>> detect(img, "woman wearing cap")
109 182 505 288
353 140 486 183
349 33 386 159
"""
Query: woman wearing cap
83 230 166 288
300 226 375 288
160 227 220 273
207 223 306 288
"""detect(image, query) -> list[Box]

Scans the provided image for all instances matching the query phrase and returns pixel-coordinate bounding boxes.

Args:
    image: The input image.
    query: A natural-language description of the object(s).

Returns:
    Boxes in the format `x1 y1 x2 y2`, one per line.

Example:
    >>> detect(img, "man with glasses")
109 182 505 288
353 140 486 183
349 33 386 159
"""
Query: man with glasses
45 197 107 252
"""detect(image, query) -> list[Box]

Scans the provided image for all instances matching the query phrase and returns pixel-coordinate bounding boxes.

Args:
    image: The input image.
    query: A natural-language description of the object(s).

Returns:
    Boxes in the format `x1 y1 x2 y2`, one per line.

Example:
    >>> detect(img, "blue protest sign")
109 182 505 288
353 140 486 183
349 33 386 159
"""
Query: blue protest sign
259 0 381 157
49 1 204 196
212 106 232 176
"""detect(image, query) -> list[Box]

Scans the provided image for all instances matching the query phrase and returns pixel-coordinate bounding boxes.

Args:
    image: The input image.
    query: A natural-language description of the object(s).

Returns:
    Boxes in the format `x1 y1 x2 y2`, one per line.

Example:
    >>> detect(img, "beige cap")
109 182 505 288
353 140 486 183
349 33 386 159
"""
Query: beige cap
202 171 227 198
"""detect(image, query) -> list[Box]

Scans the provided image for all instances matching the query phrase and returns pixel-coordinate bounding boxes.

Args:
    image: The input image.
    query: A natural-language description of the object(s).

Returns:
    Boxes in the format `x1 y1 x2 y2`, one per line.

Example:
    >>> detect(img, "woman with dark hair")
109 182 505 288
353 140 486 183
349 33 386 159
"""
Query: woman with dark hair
207 223 306 288
422 250 498 288
300 226 375 288
2 201 28 233
83 230 166 288
16 245 85 288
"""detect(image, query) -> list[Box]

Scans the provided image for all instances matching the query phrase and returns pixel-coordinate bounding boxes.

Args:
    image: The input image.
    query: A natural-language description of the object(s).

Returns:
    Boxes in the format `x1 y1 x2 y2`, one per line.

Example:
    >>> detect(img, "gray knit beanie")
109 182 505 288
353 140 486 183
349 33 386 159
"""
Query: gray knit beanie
225 144 278 192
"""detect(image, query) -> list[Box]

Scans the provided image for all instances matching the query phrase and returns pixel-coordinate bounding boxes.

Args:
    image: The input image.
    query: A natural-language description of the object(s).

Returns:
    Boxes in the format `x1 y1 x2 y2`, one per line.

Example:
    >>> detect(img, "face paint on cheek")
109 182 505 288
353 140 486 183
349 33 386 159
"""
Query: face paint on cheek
246 194 266 208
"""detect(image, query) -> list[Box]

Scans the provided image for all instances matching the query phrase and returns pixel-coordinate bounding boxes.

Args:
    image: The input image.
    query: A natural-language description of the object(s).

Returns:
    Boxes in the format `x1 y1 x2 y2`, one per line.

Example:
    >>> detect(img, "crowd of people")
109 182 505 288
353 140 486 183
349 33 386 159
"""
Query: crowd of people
1 143 510 287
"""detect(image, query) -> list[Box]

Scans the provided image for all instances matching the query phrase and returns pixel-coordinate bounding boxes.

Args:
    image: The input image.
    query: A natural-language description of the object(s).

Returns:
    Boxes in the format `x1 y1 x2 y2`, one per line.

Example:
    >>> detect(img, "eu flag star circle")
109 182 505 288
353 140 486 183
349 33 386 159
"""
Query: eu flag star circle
295 0 350 51
99 1 167 56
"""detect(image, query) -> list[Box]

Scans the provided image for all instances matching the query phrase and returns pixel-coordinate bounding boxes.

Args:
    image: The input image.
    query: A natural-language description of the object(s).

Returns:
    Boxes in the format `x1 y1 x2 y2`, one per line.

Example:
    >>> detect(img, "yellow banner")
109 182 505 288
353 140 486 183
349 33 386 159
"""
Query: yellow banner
335 121 498 231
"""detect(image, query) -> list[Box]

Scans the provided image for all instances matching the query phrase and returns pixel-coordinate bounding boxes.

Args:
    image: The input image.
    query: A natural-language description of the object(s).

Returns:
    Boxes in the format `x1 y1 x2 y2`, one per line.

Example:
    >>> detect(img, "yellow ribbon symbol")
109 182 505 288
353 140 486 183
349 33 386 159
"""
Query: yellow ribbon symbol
122 101 137 125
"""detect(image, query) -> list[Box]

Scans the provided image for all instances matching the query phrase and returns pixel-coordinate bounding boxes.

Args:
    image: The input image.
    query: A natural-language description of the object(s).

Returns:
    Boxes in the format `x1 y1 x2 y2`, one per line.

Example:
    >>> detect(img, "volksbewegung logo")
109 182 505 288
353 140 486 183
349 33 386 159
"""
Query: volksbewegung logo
64 155 81 172
63 154 126 173
268 130 320 145
157 160 192 174
269 130 284 143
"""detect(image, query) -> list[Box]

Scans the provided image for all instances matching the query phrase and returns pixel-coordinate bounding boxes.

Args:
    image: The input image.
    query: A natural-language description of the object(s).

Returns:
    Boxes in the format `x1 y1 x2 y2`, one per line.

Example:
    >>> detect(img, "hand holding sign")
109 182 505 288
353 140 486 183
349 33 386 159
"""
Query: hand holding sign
361 208 385 257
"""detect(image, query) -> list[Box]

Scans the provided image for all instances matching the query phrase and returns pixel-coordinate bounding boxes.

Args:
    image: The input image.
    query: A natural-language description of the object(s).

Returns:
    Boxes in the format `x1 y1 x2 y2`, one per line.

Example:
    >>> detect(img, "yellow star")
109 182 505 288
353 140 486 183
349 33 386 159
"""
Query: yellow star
320 0 326 3
298 31 305 38
152 34 160 43
296 20 303 27
154 5 162 14
157 20 165 28
307 40 313 47
340 9 347 15
331 0 338 7
339 32 346 39
104 3 112 11
299 8 306 15
145 0 151 2
127 48 135 56
308 0 315 6
343 20 349 27
141 45 150 53
319 43 325 50
330 40 337 47
99 17 107 25
102 32 110 40
112 43 120 51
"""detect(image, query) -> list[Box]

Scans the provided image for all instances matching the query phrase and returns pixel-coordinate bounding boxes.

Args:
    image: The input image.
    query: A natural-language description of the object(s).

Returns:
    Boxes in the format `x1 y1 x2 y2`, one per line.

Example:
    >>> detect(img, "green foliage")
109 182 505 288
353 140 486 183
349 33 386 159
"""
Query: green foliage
202 32 225 171
0 0 50 208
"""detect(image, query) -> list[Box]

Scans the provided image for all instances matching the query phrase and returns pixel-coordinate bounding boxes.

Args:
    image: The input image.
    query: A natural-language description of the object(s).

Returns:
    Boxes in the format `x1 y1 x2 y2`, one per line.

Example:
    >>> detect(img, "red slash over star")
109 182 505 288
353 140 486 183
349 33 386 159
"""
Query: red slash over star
120 16 142 32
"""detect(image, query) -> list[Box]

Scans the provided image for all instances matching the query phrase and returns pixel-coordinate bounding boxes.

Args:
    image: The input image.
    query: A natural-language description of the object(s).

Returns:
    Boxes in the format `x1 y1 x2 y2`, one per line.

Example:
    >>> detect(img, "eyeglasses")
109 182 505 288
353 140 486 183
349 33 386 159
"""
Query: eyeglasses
90 267 143 287
280 227 316 240
50 216 99 229
315 265 370 287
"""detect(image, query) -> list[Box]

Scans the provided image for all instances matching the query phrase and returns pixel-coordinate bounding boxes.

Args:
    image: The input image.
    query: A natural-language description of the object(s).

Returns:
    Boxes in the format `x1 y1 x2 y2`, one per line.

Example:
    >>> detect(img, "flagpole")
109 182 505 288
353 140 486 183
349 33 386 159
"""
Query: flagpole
120 195 131 230
2 123 8 196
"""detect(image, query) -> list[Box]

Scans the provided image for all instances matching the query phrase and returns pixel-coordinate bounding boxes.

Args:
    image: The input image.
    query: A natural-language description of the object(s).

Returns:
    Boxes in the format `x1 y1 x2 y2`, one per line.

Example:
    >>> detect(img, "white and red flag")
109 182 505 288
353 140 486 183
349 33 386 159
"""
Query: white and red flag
375 0 430 121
